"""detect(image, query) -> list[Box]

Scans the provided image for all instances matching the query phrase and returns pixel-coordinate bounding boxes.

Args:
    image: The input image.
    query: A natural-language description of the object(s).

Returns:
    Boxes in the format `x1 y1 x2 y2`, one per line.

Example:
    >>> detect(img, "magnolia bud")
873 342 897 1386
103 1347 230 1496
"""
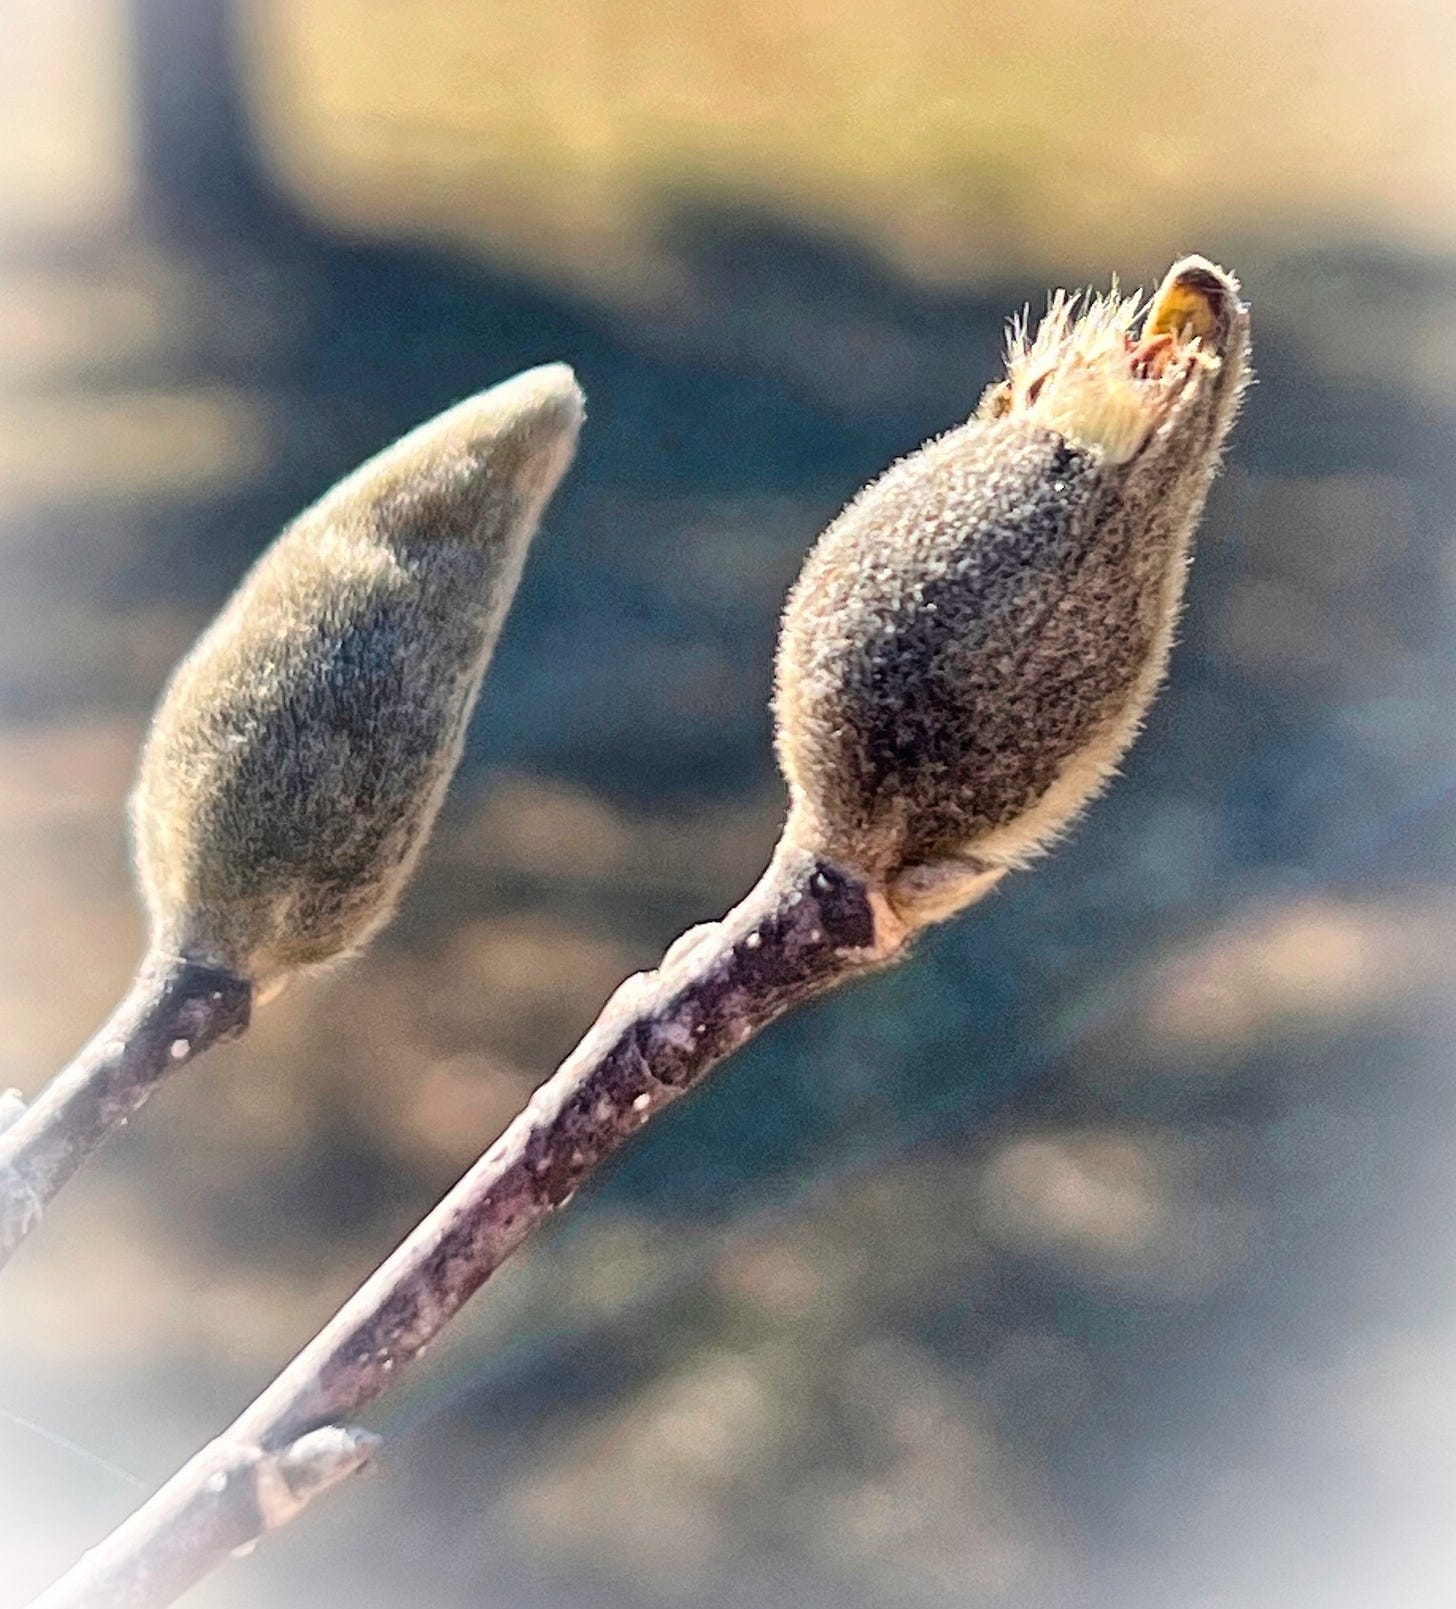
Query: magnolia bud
132 364 584 989
774 257 1249 928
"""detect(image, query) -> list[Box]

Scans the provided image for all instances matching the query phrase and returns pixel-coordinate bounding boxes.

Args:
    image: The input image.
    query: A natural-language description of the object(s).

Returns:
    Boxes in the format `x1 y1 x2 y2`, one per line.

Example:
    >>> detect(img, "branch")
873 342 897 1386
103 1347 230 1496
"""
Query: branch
27 847 907 1608
0 961 251 1268
24 256 1250 1603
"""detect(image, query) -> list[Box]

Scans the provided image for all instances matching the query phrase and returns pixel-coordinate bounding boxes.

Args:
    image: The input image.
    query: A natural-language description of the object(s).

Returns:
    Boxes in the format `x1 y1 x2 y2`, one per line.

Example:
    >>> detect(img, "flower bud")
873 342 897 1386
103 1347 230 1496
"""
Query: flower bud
774 257 1249 928
132 364 584 988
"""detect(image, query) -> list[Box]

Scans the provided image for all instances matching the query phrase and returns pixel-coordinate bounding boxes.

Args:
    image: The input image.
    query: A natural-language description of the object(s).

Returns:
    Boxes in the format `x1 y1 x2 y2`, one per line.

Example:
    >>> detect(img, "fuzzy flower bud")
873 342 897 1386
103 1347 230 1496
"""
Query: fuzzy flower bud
132 364 584 989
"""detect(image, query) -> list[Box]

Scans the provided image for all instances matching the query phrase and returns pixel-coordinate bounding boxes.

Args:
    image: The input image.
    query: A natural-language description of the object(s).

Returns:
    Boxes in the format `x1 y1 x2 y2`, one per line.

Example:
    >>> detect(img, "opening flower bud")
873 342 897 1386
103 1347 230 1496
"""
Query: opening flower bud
774 257 1249 928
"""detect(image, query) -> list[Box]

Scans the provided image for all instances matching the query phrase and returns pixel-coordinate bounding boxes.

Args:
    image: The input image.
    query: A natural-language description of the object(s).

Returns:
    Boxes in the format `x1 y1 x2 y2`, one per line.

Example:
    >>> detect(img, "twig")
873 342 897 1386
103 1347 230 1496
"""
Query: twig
27 846 906 1608
0 961 251 1268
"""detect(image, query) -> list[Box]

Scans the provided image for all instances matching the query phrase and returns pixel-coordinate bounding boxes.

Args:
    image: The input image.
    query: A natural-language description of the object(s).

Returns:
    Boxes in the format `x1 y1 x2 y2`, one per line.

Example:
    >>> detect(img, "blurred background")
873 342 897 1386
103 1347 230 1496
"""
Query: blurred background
3 1 1455 1605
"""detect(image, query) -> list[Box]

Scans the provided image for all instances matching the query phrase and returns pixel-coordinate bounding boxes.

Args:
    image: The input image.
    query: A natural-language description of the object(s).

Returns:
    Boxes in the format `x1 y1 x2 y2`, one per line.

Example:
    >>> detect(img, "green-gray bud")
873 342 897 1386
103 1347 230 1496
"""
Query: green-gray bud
132 363 584 990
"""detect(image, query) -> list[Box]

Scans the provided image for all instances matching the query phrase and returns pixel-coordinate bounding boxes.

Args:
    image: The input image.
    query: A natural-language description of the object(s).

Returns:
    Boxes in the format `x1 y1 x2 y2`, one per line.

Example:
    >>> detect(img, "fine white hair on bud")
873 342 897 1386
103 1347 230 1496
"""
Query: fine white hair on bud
132 363 584 989
775 256 1250 929
1006 284 1155 463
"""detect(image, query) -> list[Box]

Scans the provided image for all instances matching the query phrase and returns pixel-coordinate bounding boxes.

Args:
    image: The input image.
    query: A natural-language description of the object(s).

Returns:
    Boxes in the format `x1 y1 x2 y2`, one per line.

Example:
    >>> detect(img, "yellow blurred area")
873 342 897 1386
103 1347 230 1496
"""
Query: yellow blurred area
1140 894 1456 1057
0 390 267 510
6 0 1455 280
0 0 133 236
242 0 1456 284
2 0 1441 286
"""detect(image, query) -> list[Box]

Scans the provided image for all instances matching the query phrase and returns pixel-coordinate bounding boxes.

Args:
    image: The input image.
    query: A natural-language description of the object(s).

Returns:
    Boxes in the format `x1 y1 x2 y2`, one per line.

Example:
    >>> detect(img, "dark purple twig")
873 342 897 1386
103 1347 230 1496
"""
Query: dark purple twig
28 847 906 1608
0 961 251 1268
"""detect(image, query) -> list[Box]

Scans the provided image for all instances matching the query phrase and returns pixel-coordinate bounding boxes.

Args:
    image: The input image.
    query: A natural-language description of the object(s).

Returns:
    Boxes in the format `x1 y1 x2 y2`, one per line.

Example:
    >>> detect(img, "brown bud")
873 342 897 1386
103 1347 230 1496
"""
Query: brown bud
774 257 1250 928
132 364 584 989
